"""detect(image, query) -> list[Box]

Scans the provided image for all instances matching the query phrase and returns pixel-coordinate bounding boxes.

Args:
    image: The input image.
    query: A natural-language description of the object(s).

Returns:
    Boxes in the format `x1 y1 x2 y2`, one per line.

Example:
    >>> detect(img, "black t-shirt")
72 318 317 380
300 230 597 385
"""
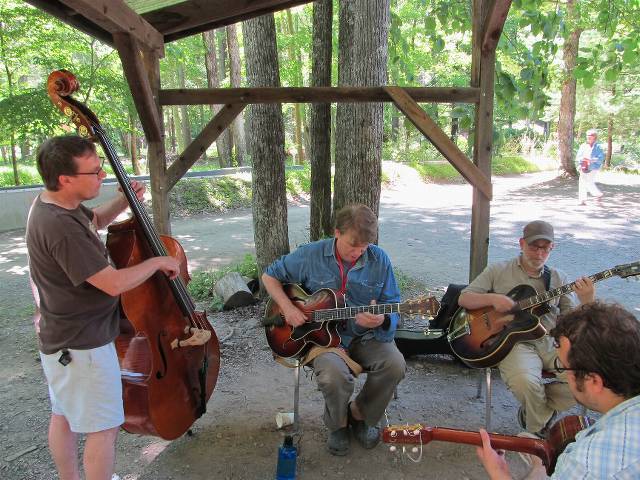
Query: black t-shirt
26 196 120 354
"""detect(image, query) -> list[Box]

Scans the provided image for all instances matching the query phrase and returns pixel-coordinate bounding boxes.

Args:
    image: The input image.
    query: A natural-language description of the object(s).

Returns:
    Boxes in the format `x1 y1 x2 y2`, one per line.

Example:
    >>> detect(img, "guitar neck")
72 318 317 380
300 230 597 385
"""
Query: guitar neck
517 268 617 310
312 303 403 322
431 428 550 460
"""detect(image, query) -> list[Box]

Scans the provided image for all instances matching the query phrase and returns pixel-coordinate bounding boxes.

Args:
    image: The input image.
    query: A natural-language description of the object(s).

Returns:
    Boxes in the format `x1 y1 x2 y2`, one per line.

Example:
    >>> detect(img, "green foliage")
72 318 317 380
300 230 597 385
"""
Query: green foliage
188 254 259 310
285 165 311 196
394 268 428 297
169 177 253 216
492 155 540 175
0 164 41 187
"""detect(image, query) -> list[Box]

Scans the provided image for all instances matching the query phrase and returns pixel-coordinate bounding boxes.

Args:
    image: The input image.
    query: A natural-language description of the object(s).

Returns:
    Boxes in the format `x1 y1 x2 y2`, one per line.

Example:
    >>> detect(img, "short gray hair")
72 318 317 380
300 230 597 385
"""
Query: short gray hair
586 129 598 137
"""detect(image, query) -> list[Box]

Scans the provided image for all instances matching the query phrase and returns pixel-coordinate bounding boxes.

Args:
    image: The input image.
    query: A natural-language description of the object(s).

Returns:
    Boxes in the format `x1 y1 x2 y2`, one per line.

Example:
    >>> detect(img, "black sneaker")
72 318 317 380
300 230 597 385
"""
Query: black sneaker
347 404 380 449
327 427 350 456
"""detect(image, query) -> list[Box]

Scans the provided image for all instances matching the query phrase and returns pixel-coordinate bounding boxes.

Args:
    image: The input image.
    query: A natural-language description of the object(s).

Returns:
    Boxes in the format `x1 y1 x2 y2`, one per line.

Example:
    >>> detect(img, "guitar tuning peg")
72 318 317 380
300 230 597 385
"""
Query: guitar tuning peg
411 447 419 453
390 445 397 452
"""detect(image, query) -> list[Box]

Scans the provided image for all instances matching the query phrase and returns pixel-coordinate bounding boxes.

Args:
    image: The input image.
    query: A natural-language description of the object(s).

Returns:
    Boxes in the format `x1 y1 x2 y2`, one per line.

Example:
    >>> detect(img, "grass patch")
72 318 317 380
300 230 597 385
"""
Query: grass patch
492 155 540 175
0 164 42 187
395 268 429 298
169 176 253 216
188 254 259 311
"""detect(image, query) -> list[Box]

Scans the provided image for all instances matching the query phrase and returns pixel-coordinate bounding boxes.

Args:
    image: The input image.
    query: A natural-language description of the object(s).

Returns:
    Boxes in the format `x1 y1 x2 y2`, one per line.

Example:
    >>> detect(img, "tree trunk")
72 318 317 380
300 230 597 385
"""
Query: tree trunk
334 0 390 222
227 23 247 166
309 0 333 241
168 108 177 154
242 15 290 276
178 63 191 151
10 133 19 186
177 64 192 152
604 85 614 169
217 28 227 82
606 115 613 169
286 9 305 164
557 0 581 177
203 30 233 167
129 110 141 175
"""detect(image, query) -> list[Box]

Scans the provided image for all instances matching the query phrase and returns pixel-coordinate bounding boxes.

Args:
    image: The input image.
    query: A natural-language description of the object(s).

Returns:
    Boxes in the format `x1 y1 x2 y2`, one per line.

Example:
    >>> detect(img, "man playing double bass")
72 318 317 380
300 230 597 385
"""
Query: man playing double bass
457 221 595 437
27 135 180 480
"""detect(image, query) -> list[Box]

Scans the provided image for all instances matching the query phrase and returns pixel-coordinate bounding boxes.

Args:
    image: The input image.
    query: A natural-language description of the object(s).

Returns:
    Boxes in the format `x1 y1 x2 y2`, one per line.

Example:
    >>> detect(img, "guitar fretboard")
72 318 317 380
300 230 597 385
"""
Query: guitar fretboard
516 268 616 310
312 303 403 322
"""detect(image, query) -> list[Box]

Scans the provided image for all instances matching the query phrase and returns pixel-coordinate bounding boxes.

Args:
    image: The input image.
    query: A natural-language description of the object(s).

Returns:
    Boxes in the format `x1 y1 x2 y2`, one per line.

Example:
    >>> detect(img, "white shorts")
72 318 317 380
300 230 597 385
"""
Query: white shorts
40 342 124 433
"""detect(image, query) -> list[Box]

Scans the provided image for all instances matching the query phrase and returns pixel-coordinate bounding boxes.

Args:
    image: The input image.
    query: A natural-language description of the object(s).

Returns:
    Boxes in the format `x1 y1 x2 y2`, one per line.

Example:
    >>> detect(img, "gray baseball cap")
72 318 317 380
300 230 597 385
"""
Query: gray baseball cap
523 220 554 244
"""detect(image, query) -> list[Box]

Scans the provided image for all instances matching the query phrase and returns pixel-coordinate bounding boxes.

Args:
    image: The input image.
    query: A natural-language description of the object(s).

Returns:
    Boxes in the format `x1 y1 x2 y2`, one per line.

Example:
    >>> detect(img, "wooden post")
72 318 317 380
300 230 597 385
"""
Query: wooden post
143 48 171 234
469 0 495 282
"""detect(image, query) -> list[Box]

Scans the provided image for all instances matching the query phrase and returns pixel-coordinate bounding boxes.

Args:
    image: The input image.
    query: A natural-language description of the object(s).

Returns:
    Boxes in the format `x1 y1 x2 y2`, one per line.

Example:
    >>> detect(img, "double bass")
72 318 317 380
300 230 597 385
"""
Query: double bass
47 70 220 440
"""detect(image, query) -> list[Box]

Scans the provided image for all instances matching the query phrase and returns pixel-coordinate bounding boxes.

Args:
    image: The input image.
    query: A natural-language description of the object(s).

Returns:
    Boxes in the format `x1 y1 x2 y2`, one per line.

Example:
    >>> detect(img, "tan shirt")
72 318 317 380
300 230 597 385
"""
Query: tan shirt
462 256 577 331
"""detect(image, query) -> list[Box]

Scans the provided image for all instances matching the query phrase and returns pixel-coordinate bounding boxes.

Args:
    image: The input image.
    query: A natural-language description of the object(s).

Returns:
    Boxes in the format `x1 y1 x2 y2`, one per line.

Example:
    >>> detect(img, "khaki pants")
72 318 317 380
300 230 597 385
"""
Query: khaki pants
313 339 405 432
498 335 576 433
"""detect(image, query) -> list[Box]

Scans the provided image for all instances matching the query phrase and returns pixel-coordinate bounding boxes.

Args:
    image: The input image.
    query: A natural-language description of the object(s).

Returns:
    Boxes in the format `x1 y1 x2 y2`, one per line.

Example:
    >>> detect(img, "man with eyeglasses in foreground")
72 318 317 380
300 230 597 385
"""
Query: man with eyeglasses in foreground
457 221 595 437
477 302 640 479
26 135 181 480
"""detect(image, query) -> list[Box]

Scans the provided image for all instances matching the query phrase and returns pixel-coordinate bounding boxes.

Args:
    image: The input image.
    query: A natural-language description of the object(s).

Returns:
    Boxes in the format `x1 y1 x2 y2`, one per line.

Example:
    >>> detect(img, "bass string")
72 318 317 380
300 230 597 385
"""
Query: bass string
93 123 205 330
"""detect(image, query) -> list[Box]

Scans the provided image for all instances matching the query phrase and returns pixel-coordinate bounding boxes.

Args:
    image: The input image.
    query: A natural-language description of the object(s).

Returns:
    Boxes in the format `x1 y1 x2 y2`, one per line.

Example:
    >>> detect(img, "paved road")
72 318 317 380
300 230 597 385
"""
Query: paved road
1 170 639 318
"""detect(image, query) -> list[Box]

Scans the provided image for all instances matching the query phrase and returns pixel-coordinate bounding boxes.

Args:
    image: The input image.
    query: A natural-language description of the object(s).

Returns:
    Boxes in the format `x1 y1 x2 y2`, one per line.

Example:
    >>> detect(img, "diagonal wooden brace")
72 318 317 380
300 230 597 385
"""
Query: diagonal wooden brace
385 86 492 200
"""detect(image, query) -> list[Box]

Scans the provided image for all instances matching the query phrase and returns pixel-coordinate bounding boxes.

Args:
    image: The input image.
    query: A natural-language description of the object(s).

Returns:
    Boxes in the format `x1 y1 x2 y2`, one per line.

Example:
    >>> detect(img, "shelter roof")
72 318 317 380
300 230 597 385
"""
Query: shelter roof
25 0 313 48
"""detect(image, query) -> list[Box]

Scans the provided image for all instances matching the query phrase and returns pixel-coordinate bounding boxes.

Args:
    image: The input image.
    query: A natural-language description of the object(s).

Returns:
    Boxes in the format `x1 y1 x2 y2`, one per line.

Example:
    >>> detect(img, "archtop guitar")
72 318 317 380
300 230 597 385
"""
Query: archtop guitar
447 261 640 368
264 283 440 358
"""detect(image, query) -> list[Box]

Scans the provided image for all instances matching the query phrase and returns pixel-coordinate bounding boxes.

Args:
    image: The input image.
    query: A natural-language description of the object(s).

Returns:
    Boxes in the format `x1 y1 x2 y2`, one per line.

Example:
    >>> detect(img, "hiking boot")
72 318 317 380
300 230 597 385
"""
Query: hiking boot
327 427 350 456
517 406 556 439
348 404 380 449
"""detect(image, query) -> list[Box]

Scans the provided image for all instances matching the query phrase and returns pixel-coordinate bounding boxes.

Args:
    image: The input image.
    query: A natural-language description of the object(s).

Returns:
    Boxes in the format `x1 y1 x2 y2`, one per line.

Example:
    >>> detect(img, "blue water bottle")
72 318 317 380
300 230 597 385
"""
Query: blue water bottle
275 435 297 480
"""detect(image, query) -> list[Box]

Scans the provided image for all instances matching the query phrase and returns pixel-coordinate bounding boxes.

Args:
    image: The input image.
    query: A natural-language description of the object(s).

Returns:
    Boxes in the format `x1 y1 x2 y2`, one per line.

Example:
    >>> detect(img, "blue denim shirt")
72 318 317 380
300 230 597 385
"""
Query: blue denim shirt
264 238 401 347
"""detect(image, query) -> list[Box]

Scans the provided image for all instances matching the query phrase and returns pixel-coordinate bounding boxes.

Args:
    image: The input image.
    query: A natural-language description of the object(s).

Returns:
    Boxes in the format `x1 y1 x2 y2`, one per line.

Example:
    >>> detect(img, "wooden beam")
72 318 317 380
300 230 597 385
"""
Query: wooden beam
469 0 496 281
143 0 314 43
166 104 246 191
25 0 113 46
57 0 164 53
482 0 513 54
385 86 492 200
160 87 481 105
113 32 163 144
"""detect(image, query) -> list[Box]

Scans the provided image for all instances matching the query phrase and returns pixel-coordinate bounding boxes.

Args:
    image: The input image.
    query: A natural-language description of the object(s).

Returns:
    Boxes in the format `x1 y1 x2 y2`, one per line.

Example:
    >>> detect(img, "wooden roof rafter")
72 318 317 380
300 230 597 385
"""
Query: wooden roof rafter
26 0 164 54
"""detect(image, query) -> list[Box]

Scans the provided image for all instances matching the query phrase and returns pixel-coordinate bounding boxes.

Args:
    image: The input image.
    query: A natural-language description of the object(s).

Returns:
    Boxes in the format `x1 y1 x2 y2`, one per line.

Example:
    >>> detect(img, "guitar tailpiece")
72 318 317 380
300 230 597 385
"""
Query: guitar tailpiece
402 443 423 463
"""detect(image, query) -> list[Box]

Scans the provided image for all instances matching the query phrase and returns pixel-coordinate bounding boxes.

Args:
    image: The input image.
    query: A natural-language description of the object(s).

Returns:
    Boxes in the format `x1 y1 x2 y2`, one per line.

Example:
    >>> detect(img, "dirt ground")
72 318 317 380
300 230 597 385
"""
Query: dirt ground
1 167 639 479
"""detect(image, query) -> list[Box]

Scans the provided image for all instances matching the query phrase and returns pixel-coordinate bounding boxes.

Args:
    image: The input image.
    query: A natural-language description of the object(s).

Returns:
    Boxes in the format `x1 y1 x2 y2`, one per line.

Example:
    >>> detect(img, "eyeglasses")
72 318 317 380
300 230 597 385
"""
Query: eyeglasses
72 159 106 177
527 243 553 253
553 356 585 373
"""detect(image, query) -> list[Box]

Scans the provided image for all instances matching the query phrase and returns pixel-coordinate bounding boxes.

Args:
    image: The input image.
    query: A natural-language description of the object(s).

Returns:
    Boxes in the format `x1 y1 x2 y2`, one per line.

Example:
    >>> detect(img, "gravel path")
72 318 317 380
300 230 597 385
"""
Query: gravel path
172 168 640 313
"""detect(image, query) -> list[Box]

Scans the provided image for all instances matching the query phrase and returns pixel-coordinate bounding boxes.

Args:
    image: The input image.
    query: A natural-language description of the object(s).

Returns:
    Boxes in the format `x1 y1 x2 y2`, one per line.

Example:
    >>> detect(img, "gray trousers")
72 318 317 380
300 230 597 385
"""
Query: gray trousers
312 339 406 432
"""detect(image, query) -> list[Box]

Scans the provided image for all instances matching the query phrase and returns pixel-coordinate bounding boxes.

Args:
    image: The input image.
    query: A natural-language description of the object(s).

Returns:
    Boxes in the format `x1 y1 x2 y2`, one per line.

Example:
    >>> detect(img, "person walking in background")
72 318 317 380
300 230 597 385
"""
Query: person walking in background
576 129 605 205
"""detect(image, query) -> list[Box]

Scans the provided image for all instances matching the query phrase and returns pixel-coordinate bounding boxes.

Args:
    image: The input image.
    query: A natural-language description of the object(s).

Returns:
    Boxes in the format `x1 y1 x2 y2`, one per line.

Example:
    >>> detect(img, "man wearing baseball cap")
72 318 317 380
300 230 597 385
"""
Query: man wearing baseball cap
458 221 595 437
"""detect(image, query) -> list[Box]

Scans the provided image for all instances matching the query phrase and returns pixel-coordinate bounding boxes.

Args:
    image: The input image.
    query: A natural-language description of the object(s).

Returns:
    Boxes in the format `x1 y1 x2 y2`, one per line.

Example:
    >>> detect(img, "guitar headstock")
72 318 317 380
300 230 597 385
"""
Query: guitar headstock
382 424 431 444
399 296 440 317
614 261 640 279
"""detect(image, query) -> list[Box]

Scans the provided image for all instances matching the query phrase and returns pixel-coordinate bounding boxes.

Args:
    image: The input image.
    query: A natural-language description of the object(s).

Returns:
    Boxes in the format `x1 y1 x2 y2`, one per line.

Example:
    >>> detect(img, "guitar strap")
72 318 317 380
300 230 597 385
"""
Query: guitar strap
542 265 551 291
